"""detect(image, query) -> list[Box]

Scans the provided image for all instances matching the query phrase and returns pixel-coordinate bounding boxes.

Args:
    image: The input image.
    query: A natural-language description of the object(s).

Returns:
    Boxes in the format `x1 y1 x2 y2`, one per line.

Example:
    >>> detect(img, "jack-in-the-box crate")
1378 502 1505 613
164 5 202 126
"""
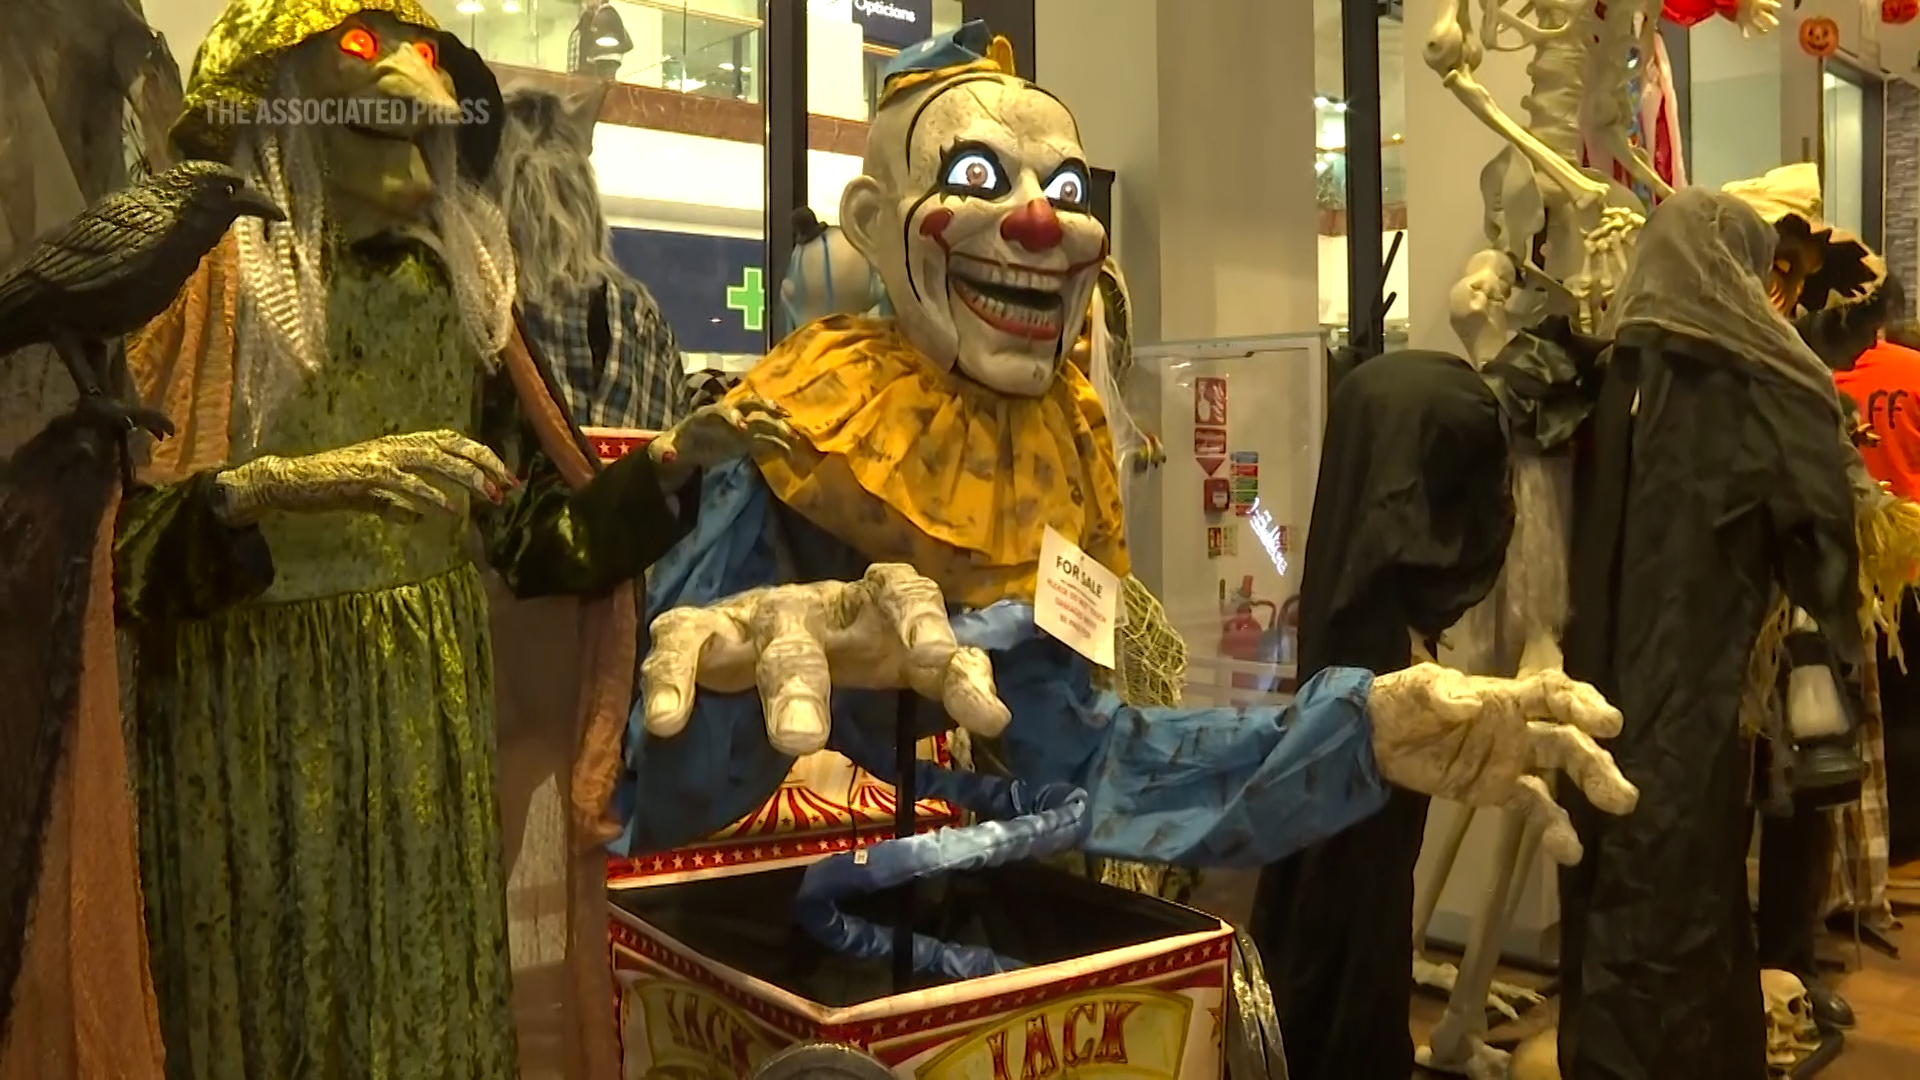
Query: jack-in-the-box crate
591 430 1234 1078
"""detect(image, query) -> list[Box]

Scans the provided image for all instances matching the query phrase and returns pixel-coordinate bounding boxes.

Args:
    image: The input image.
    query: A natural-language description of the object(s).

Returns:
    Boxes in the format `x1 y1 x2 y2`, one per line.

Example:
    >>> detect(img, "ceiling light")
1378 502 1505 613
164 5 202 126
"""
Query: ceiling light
457 0 481 11
502 0 520 10
1313 95 1330 107
1390 133 1403 142
587 4 633 55
719 62 735 70
1333 102 1348 112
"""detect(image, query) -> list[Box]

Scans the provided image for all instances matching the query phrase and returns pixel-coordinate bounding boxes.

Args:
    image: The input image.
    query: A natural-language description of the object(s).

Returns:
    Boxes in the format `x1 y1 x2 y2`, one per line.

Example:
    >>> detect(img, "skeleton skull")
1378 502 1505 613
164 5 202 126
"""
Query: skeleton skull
1758 968 1820 1071
838 73 1106 396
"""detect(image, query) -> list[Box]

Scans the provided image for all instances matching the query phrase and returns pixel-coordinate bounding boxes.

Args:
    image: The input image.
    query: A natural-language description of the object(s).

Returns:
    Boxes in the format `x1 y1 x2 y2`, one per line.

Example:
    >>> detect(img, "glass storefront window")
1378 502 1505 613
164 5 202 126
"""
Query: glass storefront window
429 0 960 114
429 2 760 99
1312 1 1407 332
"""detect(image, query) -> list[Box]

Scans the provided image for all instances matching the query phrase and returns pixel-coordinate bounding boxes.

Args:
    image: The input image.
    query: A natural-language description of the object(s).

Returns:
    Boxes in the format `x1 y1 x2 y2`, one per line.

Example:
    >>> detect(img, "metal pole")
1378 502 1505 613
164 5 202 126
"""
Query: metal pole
1342 0 1385 357
891 694 917 992
763 0 807 350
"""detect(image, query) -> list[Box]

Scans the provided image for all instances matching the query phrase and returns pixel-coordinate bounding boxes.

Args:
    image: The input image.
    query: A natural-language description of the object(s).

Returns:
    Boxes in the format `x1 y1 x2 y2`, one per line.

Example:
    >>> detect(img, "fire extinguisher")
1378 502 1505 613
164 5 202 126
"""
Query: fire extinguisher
1220 576 1283 693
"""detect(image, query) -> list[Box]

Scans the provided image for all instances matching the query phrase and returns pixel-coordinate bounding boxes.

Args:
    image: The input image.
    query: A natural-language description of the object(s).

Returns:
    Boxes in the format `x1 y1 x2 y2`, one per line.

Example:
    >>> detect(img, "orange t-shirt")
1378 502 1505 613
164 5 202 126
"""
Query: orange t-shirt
1835 341 1920 500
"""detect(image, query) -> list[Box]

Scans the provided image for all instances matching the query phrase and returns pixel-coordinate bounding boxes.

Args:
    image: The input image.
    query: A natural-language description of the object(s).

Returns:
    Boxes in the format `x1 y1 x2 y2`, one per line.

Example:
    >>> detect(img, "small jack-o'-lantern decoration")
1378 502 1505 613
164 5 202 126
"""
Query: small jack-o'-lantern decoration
1884 0 1918 26
1800 15 1841 57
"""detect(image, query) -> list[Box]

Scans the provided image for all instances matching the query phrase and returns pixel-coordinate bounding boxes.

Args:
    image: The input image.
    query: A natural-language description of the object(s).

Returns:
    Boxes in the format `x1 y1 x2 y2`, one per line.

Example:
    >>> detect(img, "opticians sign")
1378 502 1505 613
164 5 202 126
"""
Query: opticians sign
852 0 933 49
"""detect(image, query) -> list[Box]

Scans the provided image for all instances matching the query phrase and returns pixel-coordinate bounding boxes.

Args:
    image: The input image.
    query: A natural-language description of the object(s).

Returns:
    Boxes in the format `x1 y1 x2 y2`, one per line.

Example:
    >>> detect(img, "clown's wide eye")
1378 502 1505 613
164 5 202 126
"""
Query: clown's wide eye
941 149 1006 195
1044 166 1089 208
411 40 438 67
339 26 378 60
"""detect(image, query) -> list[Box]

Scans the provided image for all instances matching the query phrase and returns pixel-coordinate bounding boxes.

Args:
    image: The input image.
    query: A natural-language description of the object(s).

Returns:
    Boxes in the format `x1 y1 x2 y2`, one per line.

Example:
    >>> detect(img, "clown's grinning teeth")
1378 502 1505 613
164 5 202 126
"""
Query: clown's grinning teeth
951 271 1065 340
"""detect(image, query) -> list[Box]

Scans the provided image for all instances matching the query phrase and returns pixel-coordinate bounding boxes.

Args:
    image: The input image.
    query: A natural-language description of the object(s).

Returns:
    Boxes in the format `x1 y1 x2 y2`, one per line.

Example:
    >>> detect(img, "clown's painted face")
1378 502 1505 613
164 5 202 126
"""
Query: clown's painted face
839 75 1106 396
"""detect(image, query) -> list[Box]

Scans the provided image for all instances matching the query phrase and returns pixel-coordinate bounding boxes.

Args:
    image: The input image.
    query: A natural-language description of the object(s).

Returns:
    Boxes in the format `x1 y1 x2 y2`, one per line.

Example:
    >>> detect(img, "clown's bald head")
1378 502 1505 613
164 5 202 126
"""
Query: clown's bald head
838 72 1107 396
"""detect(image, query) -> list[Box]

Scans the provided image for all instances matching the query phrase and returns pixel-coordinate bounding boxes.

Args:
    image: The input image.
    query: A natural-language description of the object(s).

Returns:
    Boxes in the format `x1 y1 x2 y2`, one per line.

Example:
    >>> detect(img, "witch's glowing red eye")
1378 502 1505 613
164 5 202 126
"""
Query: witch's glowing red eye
339 27 378 60
411 40 437 67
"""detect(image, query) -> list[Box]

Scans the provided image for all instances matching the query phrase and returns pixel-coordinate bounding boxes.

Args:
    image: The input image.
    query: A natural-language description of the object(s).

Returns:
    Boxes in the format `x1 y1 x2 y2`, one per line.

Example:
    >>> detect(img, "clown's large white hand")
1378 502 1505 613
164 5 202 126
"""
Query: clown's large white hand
641 564 1011 757
1369 664 1639 864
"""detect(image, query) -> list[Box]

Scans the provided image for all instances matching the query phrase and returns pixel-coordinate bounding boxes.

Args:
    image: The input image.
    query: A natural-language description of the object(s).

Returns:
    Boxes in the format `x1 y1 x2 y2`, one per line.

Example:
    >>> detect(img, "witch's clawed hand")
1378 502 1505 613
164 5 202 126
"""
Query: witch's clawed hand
649 393 793 487
213 429 516 524
1368 663 1639 864
641 564 1012 757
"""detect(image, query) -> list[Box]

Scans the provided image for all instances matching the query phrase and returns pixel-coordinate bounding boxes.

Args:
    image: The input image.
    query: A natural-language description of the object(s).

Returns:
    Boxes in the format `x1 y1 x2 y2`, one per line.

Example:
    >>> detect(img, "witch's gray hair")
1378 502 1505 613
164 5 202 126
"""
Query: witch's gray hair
228 66 516 447
488 88 620 311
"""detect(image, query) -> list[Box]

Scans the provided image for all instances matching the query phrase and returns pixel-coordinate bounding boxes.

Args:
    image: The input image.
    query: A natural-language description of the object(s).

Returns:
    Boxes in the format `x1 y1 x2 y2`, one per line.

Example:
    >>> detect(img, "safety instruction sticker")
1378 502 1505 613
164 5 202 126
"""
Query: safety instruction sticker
1194 426 1227 475
1036 525 1120 668
1229 450 1259 516
1194 377 1228 426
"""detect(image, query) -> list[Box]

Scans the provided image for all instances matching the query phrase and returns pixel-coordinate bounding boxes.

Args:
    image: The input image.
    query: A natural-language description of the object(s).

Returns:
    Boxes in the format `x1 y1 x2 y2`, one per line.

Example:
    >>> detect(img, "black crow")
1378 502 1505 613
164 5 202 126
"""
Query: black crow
0 159 285 483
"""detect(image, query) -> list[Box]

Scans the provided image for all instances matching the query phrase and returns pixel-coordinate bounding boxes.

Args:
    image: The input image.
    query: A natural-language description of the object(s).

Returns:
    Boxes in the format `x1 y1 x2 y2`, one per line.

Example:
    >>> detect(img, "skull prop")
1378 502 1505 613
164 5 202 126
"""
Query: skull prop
1759 968 1820 1072
838 33 1107 396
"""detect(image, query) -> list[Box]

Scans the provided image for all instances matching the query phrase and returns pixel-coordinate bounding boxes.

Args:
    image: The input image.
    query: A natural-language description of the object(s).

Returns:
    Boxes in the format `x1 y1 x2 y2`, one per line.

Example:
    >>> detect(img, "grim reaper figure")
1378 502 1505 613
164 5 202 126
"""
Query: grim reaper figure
1557 189 1866 1080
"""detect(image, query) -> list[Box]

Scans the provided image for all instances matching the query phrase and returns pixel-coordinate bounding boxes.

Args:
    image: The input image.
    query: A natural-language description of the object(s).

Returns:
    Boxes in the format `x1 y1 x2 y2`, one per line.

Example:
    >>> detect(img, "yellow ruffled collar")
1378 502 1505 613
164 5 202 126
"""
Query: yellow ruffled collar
734 316 1129 609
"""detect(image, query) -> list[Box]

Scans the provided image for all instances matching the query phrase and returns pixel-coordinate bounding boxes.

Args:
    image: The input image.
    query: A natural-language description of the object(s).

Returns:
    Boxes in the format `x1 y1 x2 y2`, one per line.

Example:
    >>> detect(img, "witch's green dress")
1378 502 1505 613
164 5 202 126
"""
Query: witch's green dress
114 241 678 1080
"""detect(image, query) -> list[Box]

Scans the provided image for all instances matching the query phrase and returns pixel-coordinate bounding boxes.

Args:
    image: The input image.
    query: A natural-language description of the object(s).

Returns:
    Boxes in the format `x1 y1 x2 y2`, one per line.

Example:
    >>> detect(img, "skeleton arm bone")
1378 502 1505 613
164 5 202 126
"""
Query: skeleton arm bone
1427 0 1612 212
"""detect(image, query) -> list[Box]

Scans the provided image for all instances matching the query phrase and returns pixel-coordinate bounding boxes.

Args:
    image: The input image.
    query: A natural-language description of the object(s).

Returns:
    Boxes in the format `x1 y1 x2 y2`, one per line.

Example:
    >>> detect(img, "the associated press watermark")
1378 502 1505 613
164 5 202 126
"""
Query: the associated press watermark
205 97 492 130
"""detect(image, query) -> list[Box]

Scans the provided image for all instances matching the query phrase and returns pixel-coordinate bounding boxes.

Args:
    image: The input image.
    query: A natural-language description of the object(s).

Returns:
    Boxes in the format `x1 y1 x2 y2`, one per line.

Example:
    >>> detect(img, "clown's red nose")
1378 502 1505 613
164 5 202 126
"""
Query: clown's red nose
1000 198 1064 252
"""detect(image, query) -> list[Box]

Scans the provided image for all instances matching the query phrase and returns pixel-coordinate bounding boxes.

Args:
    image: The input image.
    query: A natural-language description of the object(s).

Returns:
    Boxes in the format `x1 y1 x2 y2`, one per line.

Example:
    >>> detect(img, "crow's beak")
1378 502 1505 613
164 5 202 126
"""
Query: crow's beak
230 184 287 223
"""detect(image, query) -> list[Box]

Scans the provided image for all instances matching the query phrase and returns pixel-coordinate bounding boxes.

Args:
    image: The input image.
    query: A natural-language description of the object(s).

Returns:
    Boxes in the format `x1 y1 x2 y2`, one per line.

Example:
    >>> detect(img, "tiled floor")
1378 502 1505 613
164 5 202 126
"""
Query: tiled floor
1191 866 1920 1077
1819 882 1920 1079
1406 885 1920 1078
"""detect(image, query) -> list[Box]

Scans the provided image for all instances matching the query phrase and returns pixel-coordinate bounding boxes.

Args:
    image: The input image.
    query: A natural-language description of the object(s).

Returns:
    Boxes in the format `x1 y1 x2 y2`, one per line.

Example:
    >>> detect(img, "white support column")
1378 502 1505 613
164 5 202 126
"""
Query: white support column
1035 0 1320 345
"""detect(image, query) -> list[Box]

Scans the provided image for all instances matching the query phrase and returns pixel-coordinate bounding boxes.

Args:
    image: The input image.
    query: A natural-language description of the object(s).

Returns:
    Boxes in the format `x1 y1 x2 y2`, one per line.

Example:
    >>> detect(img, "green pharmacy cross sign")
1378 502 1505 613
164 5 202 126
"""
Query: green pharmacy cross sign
727 267 766 333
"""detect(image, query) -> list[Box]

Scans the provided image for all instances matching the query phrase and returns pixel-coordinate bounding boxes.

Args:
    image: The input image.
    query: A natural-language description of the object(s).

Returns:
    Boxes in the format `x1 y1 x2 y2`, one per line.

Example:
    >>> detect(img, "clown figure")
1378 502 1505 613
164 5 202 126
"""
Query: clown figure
617 25 1640 984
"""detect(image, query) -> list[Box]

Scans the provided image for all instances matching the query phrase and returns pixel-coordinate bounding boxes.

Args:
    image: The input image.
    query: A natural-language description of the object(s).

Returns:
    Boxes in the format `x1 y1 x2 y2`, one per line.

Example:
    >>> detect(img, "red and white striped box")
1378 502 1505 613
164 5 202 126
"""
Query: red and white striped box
606 702 1230 1079
610 891 1230 1078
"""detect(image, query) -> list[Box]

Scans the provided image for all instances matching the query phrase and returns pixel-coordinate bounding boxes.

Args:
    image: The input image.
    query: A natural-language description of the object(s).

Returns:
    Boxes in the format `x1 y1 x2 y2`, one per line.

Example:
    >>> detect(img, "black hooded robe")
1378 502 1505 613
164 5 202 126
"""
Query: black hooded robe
1558 326 1861 1080
1249 349 1514 1080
